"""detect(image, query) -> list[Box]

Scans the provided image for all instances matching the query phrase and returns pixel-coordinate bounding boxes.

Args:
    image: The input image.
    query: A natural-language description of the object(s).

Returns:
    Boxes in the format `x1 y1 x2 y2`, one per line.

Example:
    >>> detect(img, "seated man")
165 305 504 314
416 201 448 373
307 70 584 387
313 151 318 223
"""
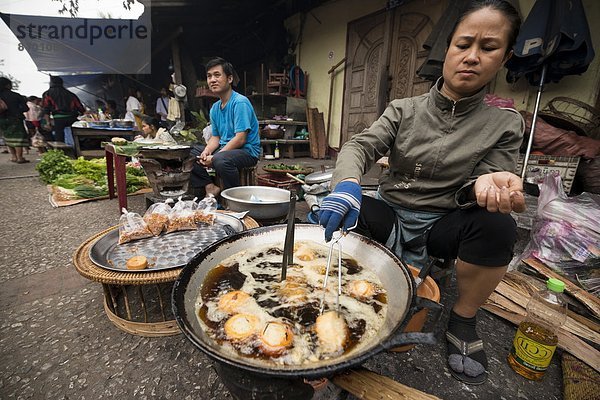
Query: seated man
190 57 260 197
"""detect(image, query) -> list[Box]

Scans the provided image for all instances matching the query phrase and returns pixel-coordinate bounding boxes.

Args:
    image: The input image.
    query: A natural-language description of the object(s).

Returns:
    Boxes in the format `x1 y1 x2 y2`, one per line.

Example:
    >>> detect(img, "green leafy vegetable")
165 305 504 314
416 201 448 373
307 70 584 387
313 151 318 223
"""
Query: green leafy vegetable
72 157 107 184
36 150 75 183
264 163 305 171
73 184 109 198
52 174 95 189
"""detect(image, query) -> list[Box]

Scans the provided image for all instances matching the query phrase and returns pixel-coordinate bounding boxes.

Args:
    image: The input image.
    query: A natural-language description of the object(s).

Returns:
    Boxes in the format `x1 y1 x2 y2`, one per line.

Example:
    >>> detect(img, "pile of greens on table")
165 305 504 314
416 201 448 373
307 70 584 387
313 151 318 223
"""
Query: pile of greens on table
36 150 149 199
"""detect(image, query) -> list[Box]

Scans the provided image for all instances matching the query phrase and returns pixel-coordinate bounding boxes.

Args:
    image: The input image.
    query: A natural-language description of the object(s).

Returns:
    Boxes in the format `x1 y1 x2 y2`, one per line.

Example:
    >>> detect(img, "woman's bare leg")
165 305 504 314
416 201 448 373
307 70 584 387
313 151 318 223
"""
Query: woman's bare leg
452 258 507 317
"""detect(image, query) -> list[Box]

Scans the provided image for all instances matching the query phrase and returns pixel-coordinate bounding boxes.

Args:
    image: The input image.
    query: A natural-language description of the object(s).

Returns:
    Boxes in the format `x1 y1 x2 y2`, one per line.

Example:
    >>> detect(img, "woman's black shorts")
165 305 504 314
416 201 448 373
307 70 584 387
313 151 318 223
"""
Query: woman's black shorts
355 196 517 267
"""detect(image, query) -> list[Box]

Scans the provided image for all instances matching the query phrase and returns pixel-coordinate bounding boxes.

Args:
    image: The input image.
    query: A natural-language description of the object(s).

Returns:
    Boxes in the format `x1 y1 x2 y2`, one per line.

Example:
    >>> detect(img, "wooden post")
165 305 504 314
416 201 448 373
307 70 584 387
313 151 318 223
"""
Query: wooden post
260 63 265 119
171 36 185 123
327 58 346 145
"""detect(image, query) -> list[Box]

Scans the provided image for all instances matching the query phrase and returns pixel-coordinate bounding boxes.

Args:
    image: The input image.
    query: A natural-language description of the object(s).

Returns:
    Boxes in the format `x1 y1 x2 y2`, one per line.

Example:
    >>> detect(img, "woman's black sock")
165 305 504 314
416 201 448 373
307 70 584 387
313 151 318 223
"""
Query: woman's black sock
446 310 487 377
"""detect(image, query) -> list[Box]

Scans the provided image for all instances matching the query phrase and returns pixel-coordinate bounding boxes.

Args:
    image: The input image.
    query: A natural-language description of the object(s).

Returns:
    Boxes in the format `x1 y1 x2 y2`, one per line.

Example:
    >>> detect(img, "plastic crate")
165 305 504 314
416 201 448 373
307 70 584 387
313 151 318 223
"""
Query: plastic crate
256 173 301 191
515 154 580 194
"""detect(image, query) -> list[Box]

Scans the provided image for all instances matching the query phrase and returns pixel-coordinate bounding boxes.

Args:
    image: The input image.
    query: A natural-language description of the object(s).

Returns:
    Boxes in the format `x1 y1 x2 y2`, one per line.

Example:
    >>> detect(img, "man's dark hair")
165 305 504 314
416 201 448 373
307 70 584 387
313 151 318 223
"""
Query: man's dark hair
446 0 521 56
206 57 235 77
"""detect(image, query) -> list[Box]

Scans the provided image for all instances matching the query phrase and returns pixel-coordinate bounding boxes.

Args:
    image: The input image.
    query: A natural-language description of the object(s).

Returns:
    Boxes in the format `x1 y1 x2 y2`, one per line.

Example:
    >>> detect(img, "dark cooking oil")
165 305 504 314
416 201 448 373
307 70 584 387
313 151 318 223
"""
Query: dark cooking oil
196 245 387 362
507 278 567 380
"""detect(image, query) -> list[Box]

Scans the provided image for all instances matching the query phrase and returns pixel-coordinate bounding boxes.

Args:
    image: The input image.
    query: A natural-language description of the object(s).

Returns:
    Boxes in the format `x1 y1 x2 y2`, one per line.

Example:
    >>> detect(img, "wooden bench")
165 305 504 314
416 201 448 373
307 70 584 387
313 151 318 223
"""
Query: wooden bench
261 139 310 159
46 141 74 157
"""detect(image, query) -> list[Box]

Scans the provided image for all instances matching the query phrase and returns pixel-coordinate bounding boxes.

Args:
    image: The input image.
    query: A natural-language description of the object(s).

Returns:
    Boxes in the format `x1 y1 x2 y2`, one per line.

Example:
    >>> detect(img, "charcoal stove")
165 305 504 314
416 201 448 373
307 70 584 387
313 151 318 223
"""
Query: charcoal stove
138 146 196 201
214 363 346 400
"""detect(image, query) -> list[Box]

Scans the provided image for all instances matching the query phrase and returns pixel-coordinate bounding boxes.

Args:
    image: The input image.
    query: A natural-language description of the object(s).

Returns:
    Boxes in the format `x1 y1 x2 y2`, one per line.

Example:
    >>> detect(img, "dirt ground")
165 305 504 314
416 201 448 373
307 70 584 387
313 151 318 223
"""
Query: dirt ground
0 151 562 399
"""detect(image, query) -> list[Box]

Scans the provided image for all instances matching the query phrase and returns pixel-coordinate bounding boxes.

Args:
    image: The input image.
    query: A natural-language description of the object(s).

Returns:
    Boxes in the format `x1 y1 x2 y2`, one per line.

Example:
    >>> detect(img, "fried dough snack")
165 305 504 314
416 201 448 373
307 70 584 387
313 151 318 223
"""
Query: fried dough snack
258 321 294 356
315 311 349 354
224 313 261 342
218 290 251 315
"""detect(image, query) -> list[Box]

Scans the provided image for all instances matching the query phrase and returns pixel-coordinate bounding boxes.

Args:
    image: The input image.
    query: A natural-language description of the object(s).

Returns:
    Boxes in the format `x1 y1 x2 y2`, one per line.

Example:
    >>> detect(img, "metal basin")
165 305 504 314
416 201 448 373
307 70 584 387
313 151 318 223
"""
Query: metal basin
221 186 290 220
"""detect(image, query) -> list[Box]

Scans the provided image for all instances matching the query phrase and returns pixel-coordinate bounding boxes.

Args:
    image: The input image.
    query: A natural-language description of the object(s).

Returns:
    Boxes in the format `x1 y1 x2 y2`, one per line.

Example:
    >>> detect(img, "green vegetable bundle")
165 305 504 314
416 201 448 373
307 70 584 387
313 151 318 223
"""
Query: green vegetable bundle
36 150 75 183
38 152 150 199
265 163 304 171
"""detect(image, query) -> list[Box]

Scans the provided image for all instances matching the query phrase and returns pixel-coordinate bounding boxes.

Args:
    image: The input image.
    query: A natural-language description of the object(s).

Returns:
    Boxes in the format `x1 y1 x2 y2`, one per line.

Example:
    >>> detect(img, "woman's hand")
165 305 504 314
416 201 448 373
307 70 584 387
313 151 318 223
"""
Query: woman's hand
474 172 526 213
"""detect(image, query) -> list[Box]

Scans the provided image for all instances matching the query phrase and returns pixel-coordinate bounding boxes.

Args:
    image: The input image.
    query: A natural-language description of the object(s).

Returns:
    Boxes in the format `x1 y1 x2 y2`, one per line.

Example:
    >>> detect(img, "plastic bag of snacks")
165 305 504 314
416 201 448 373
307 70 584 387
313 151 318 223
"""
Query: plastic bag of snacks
118 208 153 244
143 200 173 236
194 194 217 225
518 173 600 294
166 197 198 233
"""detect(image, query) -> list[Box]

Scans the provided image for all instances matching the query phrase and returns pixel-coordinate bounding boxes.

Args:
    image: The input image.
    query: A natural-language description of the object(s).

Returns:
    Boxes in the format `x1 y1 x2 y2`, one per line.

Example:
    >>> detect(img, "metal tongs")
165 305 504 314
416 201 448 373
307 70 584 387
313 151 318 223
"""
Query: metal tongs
280 190 296 281
319 222 357 314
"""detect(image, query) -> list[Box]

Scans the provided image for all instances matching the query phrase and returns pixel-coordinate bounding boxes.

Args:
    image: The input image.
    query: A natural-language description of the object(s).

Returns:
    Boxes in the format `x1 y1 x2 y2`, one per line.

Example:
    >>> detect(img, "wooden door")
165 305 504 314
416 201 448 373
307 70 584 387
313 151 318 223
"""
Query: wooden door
340 8 435 147
388 12 433 100
340 10 392 147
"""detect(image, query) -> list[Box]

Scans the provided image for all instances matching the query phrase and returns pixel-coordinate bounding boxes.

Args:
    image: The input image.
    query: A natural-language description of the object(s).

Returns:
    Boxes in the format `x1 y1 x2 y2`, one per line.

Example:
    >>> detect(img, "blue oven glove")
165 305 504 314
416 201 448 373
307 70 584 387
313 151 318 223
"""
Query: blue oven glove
319 181 362 242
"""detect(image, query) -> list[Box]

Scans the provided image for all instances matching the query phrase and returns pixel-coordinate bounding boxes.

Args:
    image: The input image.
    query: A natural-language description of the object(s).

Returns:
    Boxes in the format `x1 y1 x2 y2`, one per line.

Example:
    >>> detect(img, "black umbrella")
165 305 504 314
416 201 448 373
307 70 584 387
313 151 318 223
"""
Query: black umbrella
416 0 470 81
505 0 595 179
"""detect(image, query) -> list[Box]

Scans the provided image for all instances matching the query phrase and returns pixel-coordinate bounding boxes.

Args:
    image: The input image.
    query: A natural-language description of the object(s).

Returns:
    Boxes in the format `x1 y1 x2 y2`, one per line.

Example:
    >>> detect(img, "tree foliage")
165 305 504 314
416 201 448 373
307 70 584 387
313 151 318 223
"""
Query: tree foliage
51 0 137 18
0 72 21 90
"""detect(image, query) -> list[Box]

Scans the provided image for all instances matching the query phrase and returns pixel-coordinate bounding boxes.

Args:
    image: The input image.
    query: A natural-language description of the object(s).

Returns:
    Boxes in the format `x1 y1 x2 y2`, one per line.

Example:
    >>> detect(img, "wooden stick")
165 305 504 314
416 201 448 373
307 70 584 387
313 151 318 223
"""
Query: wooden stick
495 277 600 344
483 303 600 373
332 368 441 400
503 271 600 333
286 173 306 185
522 258 600 318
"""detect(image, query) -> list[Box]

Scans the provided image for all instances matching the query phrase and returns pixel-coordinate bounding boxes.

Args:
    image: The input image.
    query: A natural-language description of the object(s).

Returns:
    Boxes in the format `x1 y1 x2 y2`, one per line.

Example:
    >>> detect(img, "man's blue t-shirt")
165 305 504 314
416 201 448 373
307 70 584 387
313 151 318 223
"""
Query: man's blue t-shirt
210 91 260 159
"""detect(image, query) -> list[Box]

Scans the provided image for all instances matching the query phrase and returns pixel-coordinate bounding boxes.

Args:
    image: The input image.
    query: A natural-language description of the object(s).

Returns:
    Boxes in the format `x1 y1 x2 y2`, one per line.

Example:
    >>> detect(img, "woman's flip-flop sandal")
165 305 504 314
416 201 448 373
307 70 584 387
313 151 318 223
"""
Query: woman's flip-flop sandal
446 331 488 385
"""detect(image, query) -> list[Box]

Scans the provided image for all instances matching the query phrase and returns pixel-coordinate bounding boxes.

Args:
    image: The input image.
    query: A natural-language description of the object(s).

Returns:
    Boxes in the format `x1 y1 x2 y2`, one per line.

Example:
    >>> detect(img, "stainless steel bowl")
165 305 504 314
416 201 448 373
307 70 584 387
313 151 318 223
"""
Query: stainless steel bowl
88 121 111 129
111 119 135 129
221 186 290 220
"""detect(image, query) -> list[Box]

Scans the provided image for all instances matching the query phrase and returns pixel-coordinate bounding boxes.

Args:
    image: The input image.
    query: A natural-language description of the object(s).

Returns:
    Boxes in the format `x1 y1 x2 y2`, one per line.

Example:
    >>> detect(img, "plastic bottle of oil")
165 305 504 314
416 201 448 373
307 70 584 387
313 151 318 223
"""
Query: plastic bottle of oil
274 141 280 159
507 277 567 380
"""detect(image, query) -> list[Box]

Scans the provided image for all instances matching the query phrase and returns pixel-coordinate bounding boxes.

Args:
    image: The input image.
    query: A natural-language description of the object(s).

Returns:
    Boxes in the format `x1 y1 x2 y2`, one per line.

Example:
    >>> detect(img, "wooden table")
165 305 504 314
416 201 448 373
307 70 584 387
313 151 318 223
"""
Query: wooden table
259 119 307 139
104 143 129 211
71 127 135 158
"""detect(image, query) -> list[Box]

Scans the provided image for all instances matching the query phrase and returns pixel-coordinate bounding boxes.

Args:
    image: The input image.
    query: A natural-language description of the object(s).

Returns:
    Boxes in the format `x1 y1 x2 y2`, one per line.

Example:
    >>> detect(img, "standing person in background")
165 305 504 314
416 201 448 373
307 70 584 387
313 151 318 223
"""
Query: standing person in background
155 87 169 123
24 96 42 131
24 96 43 153
318 0 524 385
0 77 30 163
105 99 120 120
189 57 260 197
134 89 147 131
124 87 141 123
42 76 84 142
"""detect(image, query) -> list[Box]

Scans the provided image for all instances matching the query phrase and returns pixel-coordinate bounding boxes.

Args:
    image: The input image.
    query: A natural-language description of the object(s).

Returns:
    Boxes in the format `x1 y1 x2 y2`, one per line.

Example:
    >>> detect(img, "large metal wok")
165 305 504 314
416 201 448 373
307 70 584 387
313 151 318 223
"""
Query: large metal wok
172 224 441 379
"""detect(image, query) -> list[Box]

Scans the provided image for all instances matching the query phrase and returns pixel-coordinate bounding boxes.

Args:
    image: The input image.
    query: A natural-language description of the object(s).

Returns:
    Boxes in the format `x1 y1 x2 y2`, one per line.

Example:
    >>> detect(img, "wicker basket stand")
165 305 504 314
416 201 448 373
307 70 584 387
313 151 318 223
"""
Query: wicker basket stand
73 215 259 337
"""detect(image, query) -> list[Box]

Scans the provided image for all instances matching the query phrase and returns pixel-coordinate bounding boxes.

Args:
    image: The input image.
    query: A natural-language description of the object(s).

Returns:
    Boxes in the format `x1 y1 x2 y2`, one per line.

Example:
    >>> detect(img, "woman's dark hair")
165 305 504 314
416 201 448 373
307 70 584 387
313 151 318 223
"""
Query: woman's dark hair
446 0 521 56
50 76 64 87
142 116 160 131
0 77 13 91
206 57 235 77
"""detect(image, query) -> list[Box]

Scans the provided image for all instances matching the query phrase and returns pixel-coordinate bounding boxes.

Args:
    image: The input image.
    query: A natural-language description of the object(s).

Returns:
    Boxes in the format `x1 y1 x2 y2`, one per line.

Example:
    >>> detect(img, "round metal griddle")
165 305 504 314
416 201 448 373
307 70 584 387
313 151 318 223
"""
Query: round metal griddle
89 214 244 273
